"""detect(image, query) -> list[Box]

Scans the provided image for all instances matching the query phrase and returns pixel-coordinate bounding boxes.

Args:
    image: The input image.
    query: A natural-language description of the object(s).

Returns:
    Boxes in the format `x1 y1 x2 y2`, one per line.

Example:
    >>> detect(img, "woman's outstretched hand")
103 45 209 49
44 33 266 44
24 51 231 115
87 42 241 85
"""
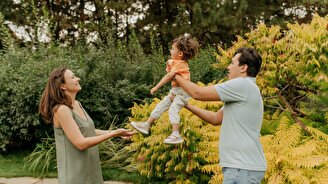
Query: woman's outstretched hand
112 128 135 140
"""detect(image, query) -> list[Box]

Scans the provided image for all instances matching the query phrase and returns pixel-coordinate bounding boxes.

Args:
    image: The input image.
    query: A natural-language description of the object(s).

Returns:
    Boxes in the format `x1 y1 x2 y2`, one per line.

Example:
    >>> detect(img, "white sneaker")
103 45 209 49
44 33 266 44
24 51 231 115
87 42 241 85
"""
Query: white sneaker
163 133 184 144
130 121 150 135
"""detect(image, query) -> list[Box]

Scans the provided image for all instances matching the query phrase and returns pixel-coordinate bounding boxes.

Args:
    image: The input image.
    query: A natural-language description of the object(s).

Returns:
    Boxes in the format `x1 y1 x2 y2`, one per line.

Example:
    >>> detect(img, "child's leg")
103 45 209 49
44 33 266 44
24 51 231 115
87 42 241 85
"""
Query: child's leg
163 96 185 144
131 94 172 134
172 124 180 132
149 94 173 123
145 116 156 124
168 96 185 126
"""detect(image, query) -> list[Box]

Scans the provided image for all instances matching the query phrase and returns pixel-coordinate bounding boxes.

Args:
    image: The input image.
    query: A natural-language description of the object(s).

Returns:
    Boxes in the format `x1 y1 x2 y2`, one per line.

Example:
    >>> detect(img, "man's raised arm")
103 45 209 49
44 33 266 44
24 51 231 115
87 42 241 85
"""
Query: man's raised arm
175 74 221 101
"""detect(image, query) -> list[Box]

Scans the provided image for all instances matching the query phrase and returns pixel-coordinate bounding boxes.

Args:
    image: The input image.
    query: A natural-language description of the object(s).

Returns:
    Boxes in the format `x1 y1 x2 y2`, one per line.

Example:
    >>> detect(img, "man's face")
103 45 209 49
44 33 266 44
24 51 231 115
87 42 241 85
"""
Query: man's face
227 53 246 80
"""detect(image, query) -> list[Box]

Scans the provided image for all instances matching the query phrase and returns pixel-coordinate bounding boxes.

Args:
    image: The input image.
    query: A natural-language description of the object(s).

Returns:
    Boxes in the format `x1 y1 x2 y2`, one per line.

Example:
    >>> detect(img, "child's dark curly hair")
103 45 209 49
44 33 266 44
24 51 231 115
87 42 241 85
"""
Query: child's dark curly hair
172 34 200 61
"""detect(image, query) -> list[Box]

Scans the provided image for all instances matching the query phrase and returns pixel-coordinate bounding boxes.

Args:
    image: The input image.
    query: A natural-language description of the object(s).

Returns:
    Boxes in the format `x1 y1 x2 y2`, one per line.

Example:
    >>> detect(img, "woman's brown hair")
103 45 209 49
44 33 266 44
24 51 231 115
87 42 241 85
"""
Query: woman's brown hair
39 67 73 123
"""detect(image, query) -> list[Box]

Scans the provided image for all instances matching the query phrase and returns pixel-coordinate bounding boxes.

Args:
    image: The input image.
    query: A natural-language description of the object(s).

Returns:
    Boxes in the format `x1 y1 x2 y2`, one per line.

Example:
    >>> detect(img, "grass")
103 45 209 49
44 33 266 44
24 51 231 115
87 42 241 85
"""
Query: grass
0 151 169 184
0 150 56 178
0 151 30 177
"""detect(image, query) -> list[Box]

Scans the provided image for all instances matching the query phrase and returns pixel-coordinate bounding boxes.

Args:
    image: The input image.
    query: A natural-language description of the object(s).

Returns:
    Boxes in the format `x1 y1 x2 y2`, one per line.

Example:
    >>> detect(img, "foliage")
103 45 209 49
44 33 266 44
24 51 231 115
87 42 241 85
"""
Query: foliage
127 91 223 184
0 36 158 151
216 13 328 131
23 137 57 174
189 46 226 84
76 32 165 127
99 120 138 172
126 14 328 183
215 13 328 183
1 0 327 50
0 13 10 52
0 23 223 151
0 12 13 53
135 0 328 49
0 45 78 152
261 113 328 184
23 121 135 174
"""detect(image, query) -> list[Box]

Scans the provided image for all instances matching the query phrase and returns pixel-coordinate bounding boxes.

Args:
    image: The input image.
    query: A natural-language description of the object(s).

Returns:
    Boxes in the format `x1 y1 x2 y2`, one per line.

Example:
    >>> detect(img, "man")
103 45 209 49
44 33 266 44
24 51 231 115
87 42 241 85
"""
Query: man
175 47 267 183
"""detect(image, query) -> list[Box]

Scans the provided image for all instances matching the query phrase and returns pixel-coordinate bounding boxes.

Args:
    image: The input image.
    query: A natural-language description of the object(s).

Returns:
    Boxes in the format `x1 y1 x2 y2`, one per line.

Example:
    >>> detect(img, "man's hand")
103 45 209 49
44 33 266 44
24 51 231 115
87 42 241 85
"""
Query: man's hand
150 87 158 95
169 92 188 106
169 92 175 102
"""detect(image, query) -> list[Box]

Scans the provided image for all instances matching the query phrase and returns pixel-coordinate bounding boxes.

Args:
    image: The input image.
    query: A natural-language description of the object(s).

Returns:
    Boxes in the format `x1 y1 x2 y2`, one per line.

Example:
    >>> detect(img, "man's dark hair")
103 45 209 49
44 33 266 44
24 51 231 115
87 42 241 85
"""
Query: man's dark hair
234 47 262 77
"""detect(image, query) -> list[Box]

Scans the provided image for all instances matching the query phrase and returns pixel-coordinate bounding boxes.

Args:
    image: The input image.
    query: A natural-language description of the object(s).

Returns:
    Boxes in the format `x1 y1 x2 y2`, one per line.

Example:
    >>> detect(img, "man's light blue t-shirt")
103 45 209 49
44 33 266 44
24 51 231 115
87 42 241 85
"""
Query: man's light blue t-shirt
215 77 267 171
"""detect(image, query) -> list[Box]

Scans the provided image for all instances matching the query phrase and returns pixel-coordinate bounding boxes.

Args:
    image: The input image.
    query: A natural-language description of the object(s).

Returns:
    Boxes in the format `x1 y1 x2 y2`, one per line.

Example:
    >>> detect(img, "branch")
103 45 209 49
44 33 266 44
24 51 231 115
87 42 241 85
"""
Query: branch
290 84 316 93
264 104 284 110
263 96 285 110
278 93 310 134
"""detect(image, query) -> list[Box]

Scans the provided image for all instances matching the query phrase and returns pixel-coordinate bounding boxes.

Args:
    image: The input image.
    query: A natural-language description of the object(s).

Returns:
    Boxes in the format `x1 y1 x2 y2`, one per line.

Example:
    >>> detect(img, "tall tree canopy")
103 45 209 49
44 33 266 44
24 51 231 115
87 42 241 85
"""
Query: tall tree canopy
0 0 327 49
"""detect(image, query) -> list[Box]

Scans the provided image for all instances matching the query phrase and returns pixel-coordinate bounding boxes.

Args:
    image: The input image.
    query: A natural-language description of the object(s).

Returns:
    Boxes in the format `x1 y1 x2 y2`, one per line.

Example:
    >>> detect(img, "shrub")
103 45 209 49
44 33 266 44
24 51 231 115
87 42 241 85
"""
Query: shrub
0 37 162 151
189 46 225 84
0 45 81 151
24 121 135 174
216 14 328 133
0 28 224 151
0 12 13 53
127 88 224 184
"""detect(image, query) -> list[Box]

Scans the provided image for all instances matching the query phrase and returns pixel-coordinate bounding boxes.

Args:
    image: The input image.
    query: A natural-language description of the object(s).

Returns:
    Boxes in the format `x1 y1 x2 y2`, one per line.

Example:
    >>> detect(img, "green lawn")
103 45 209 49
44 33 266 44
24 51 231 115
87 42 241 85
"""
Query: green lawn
0 151 169 184
0 151 56 178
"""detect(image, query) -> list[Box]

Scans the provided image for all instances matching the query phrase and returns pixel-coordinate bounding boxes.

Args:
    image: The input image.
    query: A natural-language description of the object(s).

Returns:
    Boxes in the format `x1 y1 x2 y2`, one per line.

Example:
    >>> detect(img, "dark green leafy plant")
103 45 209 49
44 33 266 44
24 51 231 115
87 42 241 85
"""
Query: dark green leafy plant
23 137 56 174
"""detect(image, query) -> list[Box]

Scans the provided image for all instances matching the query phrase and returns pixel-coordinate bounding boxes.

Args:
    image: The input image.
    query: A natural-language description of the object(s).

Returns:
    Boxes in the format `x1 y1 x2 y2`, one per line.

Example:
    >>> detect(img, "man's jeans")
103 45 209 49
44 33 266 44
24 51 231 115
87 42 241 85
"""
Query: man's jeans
222 167 265 184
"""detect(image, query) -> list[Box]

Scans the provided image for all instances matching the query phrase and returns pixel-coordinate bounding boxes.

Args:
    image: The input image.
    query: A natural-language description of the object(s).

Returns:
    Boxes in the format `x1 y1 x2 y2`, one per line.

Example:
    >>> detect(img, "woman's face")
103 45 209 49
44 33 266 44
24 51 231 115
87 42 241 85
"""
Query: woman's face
61 69 81 93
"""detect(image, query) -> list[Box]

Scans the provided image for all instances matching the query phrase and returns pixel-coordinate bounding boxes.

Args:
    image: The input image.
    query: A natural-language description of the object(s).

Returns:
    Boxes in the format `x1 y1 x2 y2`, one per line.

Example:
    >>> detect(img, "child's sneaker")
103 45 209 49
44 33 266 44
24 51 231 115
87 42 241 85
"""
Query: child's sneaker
130 122 150 135
163 132 184 144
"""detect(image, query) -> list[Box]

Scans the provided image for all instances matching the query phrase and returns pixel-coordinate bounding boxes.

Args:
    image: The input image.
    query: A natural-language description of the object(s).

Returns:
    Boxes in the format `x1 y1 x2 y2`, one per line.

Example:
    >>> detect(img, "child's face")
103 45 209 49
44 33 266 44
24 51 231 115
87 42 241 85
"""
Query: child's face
170 42 183 60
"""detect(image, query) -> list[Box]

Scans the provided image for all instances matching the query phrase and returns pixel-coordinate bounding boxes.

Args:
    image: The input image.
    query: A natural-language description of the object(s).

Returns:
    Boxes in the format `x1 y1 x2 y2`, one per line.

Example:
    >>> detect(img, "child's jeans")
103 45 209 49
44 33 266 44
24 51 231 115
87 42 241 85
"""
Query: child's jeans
150 87 190 124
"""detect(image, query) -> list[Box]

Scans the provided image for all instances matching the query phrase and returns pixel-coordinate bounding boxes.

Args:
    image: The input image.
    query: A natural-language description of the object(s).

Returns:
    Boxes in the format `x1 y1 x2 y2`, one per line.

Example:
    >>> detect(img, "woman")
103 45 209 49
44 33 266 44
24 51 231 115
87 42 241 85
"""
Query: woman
39 67 134 184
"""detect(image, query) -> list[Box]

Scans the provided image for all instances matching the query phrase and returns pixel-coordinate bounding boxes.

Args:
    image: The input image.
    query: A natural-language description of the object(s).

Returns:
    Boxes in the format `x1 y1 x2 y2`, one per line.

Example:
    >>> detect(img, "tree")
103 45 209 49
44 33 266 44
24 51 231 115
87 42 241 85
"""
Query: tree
0 12 14 52
217 13 328 131
134 0 328 51
1 0 327 48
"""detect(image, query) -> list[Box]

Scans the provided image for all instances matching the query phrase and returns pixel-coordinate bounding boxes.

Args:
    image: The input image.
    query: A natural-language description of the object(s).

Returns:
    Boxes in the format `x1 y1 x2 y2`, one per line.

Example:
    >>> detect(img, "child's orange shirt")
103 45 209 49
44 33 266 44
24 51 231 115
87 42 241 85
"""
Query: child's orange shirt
166 59 190 87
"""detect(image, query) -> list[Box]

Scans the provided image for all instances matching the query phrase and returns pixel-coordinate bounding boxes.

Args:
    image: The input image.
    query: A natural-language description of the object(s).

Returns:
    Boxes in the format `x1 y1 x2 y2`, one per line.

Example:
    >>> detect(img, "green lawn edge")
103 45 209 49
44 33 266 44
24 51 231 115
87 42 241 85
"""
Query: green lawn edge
0 151 169 184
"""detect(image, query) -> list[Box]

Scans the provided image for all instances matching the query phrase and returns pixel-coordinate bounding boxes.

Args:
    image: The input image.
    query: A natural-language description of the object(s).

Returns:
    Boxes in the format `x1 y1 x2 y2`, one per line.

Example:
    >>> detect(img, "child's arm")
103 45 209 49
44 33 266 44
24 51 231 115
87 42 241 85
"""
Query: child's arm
151 71 175 95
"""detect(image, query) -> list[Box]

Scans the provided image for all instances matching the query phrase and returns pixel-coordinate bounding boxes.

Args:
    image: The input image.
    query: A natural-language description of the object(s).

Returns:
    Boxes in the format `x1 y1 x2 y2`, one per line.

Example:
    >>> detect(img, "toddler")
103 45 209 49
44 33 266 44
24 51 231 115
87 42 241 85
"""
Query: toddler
130 34 199 144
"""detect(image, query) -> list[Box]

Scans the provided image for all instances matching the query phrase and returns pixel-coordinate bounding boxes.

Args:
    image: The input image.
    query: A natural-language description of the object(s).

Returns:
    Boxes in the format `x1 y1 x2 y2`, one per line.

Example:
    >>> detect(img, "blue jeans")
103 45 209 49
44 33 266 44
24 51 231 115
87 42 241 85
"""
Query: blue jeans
222 167 265 184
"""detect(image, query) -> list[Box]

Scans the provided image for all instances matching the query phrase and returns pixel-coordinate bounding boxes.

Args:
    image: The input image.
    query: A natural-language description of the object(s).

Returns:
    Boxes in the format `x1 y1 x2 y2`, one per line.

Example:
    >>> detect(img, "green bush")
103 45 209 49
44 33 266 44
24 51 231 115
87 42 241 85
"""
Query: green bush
0 27 223 151
0 37 164 150
0 12 13 53
0 45 83 151
127 98 222 184
189 46 226 84
77 33 166 127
